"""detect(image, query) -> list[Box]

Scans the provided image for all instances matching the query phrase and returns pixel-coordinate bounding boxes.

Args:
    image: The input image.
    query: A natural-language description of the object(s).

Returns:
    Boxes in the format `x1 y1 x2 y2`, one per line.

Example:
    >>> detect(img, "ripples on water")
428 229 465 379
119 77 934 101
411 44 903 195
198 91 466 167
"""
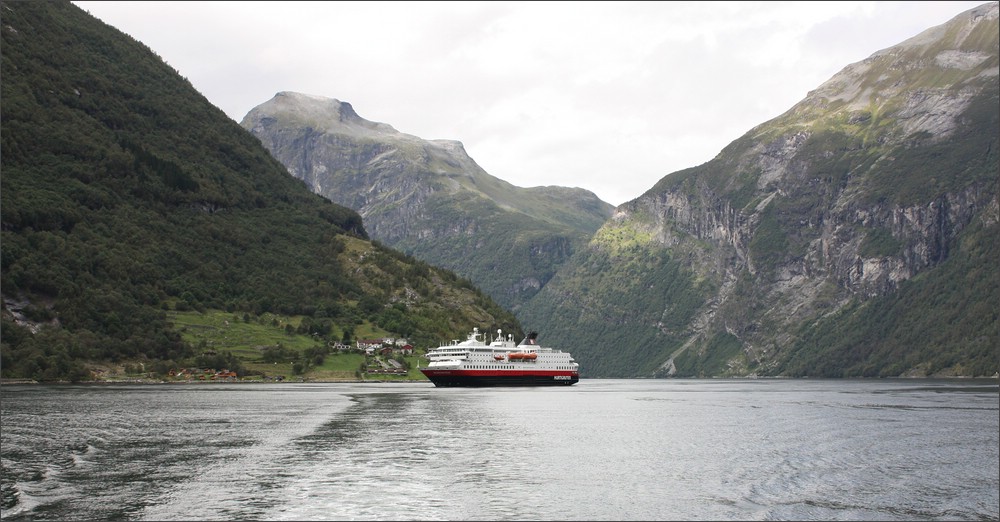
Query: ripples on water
1 379 997 521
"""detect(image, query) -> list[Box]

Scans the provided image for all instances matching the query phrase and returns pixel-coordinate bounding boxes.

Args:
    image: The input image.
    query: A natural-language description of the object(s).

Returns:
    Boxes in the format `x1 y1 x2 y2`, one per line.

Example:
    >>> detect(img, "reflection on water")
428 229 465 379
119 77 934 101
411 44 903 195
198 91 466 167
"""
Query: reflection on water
1 380 997 521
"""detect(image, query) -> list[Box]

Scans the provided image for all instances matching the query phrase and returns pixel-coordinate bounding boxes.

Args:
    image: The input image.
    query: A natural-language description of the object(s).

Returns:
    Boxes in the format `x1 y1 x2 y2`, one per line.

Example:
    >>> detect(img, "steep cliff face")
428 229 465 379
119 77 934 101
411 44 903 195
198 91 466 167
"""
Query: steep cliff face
242 92 614 313
520 1 999 378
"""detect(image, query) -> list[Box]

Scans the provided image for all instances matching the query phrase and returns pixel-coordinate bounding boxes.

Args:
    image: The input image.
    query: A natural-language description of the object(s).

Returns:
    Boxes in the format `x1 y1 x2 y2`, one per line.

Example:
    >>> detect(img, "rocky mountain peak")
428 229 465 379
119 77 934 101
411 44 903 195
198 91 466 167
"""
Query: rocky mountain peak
787 2 998 142
241 91 614 313
245 91 402 138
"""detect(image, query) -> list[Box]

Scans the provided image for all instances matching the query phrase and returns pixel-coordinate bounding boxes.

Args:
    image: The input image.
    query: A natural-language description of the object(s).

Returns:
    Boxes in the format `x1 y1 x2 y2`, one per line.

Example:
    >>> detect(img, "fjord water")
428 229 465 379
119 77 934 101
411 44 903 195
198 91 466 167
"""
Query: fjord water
1 379 997 521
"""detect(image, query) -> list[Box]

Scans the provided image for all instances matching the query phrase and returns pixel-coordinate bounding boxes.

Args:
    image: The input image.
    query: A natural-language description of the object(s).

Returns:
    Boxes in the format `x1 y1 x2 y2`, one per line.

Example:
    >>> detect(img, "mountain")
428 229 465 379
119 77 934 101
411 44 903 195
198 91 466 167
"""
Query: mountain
240 92 614 313
0 1 520 381
519 1 999 378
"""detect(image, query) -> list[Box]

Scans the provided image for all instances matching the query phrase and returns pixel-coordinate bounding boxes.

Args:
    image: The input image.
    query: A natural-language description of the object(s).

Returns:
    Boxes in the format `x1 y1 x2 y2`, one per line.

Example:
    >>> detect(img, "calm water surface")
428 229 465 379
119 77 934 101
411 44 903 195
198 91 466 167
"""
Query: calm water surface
1 379 997 521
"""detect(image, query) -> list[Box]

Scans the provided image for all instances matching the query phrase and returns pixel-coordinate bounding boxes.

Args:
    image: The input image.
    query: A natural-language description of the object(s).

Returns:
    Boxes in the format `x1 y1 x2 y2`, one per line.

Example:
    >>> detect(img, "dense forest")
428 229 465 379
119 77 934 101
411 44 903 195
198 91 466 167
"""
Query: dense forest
0 1 520 381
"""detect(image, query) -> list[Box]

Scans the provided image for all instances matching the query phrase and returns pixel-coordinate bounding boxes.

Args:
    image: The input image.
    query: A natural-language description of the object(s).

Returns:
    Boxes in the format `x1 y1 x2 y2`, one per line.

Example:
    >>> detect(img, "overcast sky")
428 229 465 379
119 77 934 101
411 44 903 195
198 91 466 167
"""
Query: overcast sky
73 1 987 206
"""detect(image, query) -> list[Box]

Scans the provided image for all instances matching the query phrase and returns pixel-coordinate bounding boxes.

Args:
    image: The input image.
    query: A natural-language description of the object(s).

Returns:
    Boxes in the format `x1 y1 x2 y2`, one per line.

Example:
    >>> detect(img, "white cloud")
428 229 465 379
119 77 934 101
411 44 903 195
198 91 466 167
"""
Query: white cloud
73 1 988 206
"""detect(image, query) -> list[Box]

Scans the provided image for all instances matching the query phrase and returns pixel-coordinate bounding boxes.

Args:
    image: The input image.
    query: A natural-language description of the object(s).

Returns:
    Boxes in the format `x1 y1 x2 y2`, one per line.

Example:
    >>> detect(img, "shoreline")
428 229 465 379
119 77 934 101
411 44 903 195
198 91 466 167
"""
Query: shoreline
3 375 997 386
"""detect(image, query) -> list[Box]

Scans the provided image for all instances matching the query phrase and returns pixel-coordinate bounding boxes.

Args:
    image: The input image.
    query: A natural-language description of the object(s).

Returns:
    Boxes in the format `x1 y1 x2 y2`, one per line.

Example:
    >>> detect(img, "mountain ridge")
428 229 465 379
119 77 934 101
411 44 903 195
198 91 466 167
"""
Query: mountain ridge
242 92 614 312
524 1 998 378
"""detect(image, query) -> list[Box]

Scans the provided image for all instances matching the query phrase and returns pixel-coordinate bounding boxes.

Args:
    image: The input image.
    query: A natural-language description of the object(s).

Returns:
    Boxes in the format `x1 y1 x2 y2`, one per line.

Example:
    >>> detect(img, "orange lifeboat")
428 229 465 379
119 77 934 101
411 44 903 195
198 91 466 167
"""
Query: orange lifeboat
508 352 537 360
494 354 505 361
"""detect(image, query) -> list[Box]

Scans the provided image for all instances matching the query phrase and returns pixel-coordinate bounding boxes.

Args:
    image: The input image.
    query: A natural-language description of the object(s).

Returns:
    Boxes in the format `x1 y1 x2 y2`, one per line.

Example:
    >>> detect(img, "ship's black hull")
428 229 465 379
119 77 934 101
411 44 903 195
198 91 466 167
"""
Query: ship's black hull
422 371 578 387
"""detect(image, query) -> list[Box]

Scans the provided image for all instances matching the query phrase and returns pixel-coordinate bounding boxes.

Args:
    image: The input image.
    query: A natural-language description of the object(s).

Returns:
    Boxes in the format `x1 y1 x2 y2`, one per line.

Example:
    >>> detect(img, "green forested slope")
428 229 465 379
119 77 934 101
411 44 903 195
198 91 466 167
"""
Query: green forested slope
0 1 519 381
